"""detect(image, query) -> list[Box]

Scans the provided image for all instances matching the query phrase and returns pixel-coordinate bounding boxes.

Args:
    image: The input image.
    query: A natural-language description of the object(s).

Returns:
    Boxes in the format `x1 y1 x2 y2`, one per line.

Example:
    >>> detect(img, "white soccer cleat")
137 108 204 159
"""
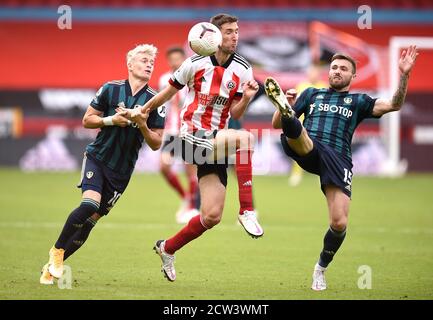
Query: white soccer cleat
288 173 302 187
48 246 64 279
311 263 327 291
39 263 54 285
238 210 264 238
175 198 190 224
264 77 295 118
153 240 176 282
177 208 200 224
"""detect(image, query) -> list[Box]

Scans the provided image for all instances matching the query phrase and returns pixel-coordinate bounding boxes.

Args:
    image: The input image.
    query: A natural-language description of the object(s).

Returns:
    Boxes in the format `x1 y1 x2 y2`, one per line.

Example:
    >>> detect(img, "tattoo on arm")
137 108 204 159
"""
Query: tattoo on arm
391 73 409 110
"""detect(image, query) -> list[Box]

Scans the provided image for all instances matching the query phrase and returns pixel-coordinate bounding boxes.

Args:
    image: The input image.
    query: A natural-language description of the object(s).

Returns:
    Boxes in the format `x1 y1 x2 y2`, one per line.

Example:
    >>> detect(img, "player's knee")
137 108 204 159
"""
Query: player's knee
79 199 99 214
70 199 100 226
160 160 170 173
90 212 102 222
330 218 347 232
201 207 223 227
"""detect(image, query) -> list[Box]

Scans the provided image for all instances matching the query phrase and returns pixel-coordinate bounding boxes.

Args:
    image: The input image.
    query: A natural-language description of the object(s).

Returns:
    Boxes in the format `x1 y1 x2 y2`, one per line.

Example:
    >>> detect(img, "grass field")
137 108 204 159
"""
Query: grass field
0 168 432 300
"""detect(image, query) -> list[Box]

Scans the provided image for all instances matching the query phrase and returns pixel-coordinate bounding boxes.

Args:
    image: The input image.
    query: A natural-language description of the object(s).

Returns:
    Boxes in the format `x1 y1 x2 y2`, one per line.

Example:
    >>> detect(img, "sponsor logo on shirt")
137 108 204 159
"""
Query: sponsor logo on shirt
309 103 353 118
198 93 228 109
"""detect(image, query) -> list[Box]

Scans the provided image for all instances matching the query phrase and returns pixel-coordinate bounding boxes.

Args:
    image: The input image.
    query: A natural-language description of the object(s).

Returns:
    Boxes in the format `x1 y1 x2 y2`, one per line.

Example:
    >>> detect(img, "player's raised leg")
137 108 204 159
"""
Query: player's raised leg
154 173 225 281
212 129 263 238
266 77 314 157
312 185 349 291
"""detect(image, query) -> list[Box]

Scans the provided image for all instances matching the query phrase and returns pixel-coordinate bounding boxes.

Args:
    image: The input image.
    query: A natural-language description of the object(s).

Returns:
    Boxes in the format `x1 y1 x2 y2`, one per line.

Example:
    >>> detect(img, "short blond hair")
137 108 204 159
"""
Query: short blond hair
126 44 158 65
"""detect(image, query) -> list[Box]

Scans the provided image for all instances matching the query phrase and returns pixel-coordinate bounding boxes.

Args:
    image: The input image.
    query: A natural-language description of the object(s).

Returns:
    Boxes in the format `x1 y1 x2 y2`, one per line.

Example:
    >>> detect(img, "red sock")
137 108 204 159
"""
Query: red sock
162 171 186 198
188 177 198 209
164 215 209 254
235 149 254 215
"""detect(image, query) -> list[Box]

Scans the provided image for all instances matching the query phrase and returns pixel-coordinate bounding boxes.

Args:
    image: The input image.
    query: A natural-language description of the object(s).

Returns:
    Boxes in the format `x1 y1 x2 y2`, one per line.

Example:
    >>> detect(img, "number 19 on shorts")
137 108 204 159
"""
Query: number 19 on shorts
343 168 353 186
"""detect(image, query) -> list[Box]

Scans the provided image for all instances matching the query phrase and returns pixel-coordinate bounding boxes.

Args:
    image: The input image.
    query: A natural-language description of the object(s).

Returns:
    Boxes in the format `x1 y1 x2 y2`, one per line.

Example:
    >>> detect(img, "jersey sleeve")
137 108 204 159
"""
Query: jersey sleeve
358 94 379 121
169 58 193 90
146 105 166 129
234 67 254 100
90 83 110 112
293 87 314 117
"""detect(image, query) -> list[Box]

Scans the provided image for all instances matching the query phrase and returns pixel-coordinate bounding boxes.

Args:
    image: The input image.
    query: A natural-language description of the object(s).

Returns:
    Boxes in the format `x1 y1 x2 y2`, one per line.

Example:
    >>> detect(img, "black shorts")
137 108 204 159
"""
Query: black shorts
180 130 228 187
280 134 353 198
77 153 131 215
161 134 182 157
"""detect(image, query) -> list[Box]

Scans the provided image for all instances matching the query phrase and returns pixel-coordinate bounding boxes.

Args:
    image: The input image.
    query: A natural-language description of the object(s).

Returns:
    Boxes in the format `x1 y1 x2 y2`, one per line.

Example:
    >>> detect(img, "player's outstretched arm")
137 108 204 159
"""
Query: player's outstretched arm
230 80 259 119
83 105 131 128
373 45 419 117
143 85 179 112
116 85 178 120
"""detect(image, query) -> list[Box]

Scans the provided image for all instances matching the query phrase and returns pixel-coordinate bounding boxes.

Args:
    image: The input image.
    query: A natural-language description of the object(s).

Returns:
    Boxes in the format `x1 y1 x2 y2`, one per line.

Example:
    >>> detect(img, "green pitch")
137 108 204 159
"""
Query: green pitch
0 168 432 300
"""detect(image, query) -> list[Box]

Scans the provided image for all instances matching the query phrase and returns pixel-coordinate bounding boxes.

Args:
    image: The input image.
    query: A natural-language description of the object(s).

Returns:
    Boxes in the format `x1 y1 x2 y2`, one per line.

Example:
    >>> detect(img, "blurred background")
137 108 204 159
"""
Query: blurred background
1 0 433 176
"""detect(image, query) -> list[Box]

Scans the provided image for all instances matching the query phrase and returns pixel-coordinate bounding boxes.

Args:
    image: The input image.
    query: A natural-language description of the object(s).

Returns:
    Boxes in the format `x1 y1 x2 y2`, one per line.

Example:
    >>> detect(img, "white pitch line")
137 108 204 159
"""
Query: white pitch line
0 221 433 235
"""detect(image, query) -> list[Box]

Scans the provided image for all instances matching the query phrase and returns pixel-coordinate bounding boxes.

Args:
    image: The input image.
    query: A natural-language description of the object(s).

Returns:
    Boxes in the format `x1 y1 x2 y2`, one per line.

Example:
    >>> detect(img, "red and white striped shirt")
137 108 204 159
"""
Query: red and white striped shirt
168 53 253 137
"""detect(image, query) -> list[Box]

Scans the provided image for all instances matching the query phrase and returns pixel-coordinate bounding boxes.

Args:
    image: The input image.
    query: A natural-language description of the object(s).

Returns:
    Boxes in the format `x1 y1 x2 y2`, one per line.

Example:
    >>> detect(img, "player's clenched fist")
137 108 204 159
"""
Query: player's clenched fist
112 113 132 127
285 89 297 106
131 107 150 128
242 80 259 99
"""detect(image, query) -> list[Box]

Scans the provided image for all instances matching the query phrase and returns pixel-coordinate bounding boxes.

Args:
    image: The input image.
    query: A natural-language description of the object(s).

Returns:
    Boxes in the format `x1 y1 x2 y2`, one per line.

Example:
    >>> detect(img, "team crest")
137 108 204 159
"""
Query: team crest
226 80 236 90
344 97 352 104
86 171 94 179
157 106 166 118
317 95 324 99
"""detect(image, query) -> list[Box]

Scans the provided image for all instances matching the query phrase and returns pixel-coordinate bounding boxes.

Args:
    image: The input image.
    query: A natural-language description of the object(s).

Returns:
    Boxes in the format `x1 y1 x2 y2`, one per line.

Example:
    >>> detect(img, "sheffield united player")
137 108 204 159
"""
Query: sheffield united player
118 14 262 281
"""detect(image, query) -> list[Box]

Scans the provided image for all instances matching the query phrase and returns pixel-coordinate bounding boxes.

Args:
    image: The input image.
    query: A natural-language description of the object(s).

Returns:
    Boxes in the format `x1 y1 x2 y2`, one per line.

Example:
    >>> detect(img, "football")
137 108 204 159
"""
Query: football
188 22 222 56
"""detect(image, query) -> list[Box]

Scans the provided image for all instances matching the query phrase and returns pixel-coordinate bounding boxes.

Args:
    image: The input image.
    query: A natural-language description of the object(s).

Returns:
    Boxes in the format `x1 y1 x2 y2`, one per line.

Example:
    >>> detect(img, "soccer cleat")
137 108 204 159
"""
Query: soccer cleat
238 210 264 238
177 208 200 224
48 246 65 279
311 263 327 291
39 263 54 285
153 240 176 282
264 77 295 118
288 173 302 187
175 198 190 224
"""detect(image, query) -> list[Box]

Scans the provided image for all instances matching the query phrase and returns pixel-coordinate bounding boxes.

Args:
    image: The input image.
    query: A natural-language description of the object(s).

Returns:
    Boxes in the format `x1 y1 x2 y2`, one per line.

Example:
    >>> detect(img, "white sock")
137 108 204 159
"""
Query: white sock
315 263 326 271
